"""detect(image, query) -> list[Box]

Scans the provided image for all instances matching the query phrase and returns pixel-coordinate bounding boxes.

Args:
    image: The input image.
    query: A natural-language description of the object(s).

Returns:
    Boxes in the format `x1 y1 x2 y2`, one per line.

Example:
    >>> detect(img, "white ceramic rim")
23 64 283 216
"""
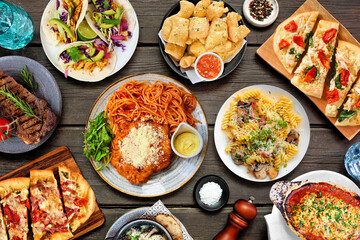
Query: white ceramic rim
194 52 224 82
243 0 279 28
214 85 310 182
171 122 204 159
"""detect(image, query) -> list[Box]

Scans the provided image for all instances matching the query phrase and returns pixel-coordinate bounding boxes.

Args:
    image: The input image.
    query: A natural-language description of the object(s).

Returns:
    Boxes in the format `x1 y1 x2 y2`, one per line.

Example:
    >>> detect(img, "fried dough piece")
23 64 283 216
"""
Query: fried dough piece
189 17 209 42
175 0 194 18
166 16 189 47
188 40 207 57
165 43 187 61
205 18 228 51
206 1 229 21
193 0 211 17
179 55 196 68
227 12 249 43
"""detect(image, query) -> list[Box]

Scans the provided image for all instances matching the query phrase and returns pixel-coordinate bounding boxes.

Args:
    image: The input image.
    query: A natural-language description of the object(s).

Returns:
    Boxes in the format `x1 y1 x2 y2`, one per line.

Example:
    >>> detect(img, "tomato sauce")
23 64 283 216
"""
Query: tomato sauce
196 54 222 79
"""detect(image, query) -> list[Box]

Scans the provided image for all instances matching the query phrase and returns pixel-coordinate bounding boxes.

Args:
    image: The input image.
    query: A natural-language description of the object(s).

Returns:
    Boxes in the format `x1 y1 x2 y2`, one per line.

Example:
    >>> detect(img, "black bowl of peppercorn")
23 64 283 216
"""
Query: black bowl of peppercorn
243 0 279 27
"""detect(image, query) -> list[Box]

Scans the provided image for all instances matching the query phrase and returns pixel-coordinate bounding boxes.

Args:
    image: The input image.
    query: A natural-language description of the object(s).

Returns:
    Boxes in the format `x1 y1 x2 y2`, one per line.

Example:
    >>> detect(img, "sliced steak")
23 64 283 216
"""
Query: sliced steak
0 70 57 145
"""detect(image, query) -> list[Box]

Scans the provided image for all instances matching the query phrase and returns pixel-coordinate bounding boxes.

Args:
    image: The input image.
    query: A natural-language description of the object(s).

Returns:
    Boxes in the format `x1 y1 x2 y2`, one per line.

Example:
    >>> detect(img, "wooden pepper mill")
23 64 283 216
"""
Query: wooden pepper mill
213 196 257 240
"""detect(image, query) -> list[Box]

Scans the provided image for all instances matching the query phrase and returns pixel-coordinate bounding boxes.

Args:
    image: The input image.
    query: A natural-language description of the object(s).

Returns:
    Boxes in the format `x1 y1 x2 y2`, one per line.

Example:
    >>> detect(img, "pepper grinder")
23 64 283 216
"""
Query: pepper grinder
213 196 257 240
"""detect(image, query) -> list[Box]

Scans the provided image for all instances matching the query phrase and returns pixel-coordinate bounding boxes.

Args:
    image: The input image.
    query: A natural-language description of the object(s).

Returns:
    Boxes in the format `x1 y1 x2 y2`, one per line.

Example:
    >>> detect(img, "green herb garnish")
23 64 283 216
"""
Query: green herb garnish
338 109 357 122
334 74 343 90
304 32 312 43
84 111 114 171
331 62 338 79
328 43 334 53
309 36 314 47
295 53 301 62
67 47 81 63
18 65 37 94
0 88 37 118
289 48 296 54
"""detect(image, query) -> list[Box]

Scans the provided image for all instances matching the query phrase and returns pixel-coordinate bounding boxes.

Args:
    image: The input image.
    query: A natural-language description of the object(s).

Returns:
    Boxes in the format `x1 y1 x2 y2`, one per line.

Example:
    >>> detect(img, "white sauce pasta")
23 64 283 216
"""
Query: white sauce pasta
222 89 301 179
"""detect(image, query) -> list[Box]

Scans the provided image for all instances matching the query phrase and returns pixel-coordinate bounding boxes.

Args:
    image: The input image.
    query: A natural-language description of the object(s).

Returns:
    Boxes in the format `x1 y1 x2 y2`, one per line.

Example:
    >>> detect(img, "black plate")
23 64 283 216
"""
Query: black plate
193 175 229 211
159 0 248 80
0 56 62 154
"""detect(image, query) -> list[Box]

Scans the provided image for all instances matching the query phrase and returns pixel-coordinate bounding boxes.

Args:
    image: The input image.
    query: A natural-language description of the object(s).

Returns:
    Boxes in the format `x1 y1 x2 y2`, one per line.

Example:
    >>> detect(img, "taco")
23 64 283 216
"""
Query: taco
85 0 136 49
58 39 116 82
41 0 88 45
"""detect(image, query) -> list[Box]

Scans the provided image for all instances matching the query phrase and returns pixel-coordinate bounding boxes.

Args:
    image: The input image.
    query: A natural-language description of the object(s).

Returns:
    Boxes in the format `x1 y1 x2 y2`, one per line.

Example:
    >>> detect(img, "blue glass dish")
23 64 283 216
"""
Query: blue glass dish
344 142 360 181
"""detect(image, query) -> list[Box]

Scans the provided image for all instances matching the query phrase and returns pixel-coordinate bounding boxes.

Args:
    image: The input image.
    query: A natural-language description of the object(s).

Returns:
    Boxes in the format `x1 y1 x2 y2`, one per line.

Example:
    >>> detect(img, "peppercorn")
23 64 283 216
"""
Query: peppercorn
249 0 273 21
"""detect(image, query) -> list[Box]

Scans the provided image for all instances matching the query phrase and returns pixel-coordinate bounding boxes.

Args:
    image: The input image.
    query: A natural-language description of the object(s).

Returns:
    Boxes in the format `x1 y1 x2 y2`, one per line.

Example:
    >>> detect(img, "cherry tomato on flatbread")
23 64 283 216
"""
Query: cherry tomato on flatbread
3 205 20 223
284 20 298 32
356 100 360 109
318 50 331 69
293 36 305 48
327 89 339 104
26 199 30 210
279 39 290 50
304 66 317 83
74 198 88 207
340 69 350 86
322 28 337 44
0 118 13 141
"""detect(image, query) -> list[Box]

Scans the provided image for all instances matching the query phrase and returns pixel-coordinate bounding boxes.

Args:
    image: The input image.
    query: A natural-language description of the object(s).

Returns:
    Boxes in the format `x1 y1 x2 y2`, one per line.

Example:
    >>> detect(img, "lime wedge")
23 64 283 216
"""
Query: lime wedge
77 20 97 41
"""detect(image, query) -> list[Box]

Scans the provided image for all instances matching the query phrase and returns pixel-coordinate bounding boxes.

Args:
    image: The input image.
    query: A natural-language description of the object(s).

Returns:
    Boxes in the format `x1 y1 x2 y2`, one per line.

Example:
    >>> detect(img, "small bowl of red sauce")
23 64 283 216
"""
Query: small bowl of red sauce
195 52 224 82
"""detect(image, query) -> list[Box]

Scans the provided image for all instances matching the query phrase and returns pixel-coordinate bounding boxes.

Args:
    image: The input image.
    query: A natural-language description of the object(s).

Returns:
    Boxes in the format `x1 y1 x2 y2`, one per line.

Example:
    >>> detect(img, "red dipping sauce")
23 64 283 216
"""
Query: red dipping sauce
196 54 222 79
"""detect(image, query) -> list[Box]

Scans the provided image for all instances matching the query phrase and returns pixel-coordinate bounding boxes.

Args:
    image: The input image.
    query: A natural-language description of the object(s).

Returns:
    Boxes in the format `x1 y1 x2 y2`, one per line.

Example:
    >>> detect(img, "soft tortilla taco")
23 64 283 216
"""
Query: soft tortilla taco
58 39 116 82
41 0 88 45
85 0 136 49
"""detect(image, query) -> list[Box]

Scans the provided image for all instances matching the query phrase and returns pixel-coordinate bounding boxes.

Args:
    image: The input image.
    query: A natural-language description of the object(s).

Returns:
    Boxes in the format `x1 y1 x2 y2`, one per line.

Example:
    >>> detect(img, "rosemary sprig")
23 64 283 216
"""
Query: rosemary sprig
0 88 37 118
18 65 37 94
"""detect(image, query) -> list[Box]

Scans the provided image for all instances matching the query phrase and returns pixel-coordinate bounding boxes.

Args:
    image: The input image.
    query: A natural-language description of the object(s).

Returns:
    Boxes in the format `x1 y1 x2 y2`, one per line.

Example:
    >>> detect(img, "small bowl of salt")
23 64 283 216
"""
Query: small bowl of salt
193 175 229 212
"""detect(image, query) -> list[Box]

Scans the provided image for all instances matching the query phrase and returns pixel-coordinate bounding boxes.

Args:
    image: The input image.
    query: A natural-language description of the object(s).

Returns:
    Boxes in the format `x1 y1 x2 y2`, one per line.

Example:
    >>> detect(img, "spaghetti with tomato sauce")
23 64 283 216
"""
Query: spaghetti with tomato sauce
105 80 199 184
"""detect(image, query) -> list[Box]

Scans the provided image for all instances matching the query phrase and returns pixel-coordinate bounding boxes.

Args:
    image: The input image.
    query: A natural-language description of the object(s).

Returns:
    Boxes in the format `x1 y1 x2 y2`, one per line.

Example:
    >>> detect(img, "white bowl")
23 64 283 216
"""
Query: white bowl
242 0 279 28
171 122 204 159
194 52 224 82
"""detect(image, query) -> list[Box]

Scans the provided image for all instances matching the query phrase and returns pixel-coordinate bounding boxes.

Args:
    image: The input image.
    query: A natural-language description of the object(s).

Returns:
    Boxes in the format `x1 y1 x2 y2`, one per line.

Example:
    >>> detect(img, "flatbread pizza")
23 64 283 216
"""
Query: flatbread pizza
0 177 30 240
291 20 339 98
0 204 6 240
58 166 96 232
326 40 360 117
30 170 73 240
273 11 319 74
335 78 360 126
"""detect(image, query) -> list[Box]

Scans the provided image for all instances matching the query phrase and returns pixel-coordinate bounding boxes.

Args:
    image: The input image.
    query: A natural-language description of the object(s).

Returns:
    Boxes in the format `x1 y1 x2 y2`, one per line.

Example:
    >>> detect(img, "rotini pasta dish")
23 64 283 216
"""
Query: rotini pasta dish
222 89 301 180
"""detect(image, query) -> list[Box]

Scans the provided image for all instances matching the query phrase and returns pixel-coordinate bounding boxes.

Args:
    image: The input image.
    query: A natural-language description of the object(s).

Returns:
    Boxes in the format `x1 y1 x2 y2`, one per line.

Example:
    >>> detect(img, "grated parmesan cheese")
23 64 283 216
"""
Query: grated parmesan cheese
119 123 166 168
199 182 223 206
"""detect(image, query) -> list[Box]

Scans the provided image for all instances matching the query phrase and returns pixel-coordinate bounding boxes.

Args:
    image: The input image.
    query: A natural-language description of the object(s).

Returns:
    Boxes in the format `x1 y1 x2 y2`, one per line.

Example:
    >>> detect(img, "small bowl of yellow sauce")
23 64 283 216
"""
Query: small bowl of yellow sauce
171 122 203 159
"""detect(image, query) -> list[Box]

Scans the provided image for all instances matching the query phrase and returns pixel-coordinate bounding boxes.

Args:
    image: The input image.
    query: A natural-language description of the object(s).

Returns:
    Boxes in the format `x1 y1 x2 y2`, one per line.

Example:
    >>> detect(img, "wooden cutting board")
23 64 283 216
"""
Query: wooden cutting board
0 146 105 239
256 0 360 140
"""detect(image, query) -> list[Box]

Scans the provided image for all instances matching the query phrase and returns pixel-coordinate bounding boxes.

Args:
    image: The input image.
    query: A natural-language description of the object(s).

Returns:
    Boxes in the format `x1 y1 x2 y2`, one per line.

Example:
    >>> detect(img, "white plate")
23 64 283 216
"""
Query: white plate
40 0 139 82
87 73 209 197
269 170 360 240
214 85 310 182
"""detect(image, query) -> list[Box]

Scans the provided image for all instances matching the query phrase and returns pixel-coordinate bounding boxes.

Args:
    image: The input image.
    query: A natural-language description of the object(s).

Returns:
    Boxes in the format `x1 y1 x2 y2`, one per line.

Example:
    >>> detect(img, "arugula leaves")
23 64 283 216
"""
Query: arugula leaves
338 109 357 122
334 74 343 90
67 47 81 63
84 111 114 170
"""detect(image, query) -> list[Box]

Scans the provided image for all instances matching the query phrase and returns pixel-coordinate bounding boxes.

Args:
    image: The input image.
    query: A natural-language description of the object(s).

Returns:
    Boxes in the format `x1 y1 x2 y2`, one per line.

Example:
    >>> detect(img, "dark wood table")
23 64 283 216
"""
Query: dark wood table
1 0 360 239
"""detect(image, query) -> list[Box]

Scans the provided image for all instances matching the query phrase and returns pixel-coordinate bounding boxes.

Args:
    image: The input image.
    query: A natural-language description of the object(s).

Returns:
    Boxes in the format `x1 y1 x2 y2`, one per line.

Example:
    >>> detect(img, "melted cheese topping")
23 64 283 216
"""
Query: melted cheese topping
289 192 360 239
1 190 28 239
31 179 70 238
119 123 166 168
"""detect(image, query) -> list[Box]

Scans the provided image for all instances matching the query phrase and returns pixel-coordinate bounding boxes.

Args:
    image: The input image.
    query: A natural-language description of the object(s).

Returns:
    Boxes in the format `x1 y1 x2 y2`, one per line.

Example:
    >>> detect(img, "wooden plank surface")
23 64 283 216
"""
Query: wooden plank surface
1 0 360 239
0 147 105 239
256 0 360 140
